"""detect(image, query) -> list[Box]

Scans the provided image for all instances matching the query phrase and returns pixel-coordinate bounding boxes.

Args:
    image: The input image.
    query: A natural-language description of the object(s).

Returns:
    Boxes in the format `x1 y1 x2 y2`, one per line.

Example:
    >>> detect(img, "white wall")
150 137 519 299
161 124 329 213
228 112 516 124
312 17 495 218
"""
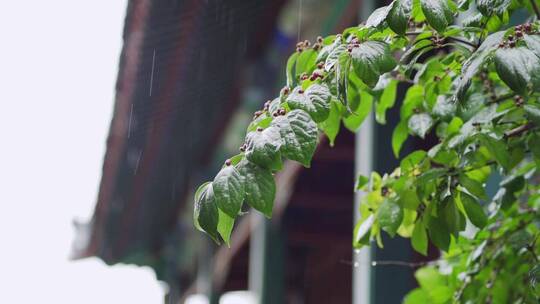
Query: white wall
0 1 164 302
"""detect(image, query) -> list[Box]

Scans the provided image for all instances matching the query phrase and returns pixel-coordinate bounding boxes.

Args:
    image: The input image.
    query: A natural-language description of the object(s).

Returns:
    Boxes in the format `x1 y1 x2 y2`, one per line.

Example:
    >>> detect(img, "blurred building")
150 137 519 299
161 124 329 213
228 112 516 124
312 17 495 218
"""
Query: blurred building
73 0 428 303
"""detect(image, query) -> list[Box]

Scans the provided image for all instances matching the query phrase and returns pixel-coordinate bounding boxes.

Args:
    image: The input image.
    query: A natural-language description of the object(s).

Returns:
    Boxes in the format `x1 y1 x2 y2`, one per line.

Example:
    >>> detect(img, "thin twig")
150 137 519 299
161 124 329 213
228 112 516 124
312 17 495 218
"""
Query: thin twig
487 93 516 105
447 37 477 49
476 13 492 48
371 259 437 268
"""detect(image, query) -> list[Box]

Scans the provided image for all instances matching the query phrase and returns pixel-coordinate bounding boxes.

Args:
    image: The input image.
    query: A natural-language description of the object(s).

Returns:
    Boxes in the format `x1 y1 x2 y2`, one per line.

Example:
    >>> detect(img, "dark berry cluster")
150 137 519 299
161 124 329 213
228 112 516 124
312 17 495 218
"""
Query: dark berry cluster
347 37 360 53
272 108 287 117
295 40 310 52
309 69 324 81
514 95 524 107
498 23 534 48
430 35 444 48
281 86 290 96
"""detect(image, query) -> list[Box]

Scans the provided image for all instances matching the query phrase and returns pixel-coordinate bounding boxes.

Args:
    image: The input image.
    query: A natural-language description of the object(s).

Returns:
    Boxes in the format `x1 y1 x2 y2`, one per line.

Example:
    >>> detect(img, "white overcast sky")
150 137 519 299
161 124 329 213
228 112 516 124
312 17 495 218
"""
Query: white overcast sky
0 1 164 303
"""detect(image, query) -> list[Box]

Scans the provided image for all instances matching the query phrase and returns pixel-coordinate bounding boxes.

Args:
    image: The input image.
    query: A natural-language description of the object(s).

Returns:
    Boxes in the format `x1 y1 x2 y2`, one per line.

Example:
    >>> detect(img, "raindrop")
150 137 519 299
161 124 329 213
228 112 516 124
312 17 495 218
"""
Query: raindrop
353 262 359 268
371 261 377 266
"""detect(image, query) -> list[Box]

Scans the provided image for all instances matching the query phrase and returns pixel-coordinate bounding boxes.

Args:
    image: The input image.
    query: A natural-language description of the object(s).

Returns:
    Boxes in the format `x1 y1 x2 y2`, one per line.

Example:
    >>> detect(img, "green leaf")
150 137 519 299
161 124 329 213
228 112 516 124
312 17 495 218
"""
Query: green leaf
476 0 511 16
524 34 540 54
508 230 533 249
377 198 404 237
213 166 245 218
392 120 409 157
446 117 462 136
455 53 489 101
412 222 428 255
245 126 282 168
494 47 540 95
528 132 540 161
319 101 341 146
353 214 375 246
524 104 540 126
420 0 454 32
351 41 397 87
286 84 331 123
366 5 391 28
193 182 219 242
400 150 427 172
296 49 317 77
408 113 434 138
404 289 430 304
529 264 540 290
399 189 421 210
237 160 276 218
478 134 511 171
388 0 412 35
459 191 487 228
416 267 446 290
432 95 456 118
324 44 348 72
441 196 465 238
415 267 452 302
286 52 299 88
271 109 318 167
428 214 451 251
343 90 373 132
217 209 234 246
375 79 398 124
356 175 370 190
459 174 487 200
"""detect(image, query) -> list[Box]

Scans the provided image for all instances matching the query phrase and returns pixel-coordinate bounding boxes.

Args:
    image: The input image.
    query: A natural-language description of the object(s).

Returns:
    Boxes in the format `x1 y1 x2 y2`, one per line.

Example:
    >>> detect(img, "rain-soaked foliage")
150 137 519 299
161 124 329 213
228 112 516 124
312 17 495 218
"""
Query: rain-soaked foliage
195 0 540 302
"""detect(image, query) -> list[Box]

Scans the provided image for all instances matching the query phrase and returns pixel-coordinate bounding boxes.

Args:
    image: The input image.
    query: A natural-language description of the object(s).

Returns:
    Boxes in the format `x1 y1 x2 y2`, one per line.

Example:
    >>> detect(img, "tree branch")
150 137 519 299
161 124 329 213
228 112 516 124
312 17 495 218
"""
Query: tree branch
504 123 535 138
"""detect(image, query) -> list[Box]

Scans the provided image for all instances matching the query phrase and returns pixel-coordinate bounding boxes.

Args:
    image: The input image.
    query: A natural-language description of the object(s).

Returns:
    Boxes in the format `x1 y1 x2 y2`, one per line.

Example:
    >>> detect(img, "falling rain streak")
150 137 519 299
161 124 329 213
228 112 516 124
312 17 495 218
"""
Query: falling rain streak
149 49 156 97
128 103 133 138
297 0 303 41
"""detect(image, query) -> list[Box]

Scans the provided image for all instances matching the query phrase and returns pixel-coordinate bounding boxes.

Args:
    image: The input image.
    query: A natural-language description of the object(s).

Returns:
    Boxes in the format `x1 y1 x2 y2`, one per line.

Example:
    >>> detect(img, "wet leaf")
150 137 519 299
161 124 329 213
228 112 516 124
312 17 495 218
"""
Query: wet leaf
366 5 391 28
377 198 404 237
375 79 398 124
271 109 318 167
245 127 282 168
193 182 219 242
494 47 540 94
408 113 434 138
213 166 245 218
388 0 412 35
459 174 487 200
287 84 331 122
412 222 428 255
217 209 234 246
392 120 409 157
420 0 454 32
351 41 397 87
460 191 487 228
237 160 276 218
319 101 341 146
